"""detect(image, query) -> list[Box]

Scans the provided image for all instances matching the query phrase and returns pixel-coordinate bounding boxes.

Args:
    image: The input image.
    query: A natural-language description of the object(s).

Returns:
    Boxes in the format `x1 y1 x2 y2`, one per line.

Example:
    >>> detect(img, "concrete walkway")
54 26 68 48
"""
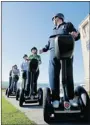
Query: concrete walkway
2 92 90 125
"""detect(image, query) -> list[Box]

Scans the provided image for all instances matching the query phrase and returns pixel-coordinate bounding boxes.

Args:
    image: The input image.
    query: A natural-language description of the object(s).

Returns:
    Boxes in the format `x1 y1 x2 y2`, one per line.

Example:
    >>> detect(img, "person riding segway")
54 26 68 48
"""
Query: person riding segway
7 65 20 97
16 54 29 100
39 13 89 123
5 66 13 95
19 47 43 107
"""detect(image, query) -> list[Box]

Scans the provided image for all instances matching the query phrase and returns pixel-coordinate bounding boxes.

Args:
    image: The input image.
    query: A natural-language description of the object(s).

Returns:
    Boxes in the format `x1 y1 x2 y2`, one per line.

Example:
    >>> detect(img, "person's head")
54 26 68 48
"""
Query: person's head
52 13 64 26
23 54 28 60
14 65 17 69
31 47 38 55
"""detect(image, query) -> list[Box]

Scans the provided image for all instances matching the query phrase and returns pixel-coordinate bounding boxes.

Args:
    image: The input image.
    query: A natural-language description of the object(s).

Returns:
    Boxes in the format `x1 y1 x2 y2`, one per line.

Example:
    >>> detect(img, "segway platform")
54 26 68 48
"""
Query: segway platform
24 95 39 103
6 87 17 98
54 101 81 114
9 92 16 96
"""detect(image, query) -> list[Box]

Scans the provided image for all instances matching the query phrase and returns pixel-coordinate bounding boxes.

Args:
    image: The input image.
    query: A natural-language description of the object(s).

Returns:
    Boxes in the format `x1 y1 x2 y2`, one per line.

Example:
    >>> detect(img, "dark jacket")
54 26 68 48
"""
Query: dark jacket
42 22 80 52
9 70 12 77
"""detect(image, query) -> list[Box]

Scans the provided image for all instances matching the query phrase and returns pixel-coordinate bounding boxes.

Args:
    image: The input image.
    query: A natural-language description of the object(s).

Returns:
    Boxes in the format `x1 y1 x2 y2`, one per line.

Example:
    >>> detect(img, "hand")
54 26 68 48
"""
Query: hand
26 58 30 61
39 49 43 54
70 31 79 38
38 60 42 65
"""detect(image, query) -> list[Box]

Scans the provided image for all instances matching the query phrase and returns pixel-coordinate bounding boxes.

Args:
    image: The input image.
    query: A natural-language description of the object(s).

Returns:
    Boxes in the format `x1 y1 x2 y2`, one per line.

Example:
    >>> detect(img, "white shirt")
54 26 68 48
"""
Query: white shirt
12 68 20 77
21 60 29 71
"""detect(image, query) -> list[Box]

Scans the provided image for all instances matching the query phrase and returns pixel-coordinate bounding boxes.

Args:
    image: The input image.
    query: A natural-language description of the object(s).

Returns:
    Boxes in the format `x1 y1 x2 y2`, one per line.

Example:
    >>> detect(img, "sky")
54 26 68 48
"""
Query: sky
2 1 89 84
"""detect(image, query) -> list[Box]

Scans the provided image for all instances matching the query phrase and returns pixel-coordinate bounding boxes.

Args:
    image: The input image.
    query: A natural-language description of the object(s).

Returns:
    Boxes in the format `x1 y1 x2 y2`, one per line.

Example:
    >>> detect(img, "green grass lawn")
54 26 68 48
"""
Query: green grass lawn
2 96 35 125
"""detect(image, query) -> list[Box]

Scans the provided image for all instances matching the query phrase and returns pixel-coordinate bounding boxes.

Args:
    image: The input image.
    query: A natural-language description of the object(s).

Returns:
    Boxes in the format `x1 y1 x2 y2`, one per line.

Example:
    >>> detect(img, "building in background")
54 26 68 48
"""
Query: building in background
79 14 90 92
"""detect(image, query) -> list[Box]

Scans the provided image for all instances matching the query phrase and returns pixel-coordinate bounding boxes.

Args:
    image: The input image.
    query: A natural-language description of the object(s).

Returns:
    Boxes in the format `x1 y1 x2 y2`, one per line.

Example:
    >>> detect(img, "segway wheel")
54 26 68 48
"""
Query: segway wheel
75 86 90 122
43 87 52 123
7 88 10 98
38 88 43 106
16 89 20 101
19 89 24 107
5 88 8 95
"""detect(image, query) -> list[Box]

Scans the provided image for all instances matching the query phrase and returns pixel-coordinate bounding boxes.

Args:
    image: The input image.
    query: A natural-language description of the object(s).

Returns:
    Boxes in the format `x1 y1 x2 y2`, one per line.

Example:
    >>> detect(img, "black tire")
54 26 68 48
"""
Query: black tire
75 86 90 122
7 88 10 98
19 89 24 107
43 87 53 123
38 88 43 106
16 89 20 101
5 88 8 95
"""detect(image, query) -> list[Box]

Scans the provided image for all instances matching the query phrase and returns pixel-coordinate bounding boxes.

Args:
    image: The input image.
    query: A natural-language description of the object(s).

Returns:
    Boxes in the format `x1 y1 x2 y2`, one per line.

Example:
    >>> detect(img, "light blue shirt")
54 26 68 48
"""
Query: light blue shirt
21 60 29 71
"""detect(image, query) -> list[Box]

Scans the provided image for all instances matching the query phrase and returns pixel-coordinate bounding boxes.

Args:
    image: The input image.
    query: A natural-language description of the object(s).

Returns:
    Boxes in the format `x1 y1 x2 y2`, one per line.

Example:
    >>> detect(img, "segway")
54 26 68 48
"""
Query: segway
5 88 8 95
43 35 90 123
7 75 19 98
19 58 43 107
16 71 27 101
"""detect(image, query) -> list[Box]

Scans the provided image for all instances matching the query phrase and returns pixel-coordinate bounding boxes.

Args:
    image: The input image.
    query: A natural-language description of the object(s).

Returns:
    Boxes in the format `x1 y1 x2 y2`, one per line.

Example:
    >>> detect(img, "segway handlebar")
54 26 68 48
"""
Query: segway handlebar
29 58 39 72
53 34 75 59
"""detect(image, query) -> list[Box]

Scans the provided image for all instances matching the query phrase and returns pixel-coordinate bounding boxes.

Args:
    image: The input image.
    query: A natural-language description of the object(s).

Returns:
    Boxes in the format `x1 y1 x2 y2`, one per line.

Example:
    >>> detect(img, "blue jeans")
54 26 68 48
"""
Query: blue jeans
49 40 74 101
9 76 12 88
10 75 19 92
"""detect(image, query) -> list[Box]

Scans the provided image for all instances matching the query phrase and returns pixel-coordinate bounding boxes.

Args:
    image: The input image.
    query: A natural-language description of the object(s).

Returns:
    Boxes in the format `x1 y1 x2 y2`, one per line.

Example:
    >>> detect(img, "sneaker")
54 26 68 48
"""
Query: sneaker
32 92 37 96
52 100 59 108
69 97 78 107
25 95 30 99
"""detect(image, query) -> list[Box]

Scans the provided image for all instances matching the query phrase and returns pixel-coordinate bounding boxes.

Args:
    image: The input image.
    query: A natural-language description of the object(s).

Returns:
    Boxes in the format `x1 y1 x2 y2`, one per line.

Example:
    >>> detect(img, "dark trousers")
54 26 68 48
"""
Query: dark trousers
22 71 27 89
22 71 27 79
10 75 19 92
9 76 12 88
27 69 39 95
49 41 74 101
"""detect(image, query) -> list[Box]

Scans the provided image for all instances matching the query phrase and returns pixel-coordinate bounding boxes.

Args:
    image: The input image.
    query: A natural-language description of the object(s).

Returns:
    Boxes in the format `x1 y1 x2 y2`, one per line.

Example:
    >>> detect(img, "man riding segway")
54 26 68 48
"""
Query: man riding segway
7 65 20 97
39 13 80 108
39 13 89 123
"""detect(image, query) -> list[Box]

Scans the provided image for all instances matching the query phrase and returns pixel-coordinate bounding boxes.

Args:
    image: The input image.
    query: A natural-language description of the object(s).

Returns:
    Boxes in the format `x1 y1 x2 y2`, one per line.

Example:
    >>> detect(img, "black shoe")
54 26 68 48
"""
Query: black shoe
32 91 37 96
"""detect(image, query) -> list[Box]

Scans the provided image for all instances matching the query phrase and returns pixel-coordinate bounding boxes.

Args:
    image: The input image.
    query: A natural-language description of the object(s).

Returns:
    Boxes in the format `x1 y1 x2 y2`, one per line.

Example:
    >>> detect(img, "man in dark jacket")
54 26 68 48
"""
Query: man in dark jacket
39 13 80 108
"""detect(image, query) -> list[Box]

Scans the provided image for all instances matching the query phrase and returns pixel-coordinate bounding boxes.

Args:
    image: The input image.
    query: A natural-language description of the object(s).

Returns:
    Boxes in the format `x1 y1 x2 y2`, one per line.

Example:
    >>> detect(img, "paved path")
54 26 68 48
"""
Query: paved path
2 92 90 125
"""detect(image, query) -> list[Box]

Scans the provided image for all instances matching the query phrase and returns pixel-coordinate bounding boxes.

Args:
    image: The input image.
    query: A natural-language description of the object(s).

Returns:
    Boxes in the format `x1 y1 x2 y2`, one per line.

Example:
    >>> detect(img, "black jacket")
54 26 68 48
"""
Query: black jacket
42 22 80 52
9 70 12 77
